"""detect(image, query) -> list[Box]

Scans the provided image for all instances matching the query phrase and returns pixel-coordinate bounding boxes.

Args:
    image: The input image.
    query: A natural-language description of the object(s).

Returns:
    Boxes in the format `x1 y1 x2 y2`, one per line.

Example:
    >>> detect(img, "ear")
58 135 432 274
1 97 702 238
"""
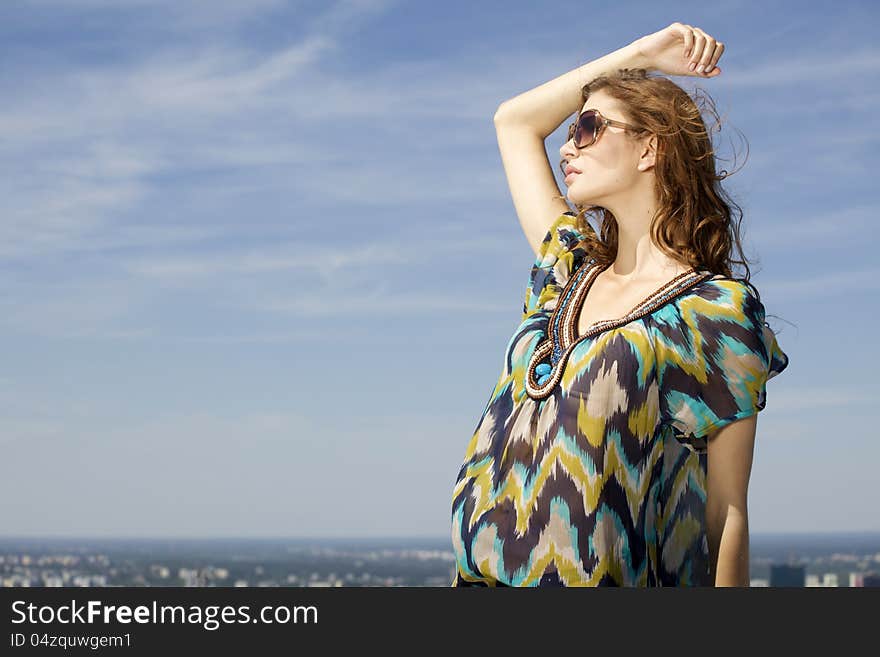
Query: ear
637 133 657 172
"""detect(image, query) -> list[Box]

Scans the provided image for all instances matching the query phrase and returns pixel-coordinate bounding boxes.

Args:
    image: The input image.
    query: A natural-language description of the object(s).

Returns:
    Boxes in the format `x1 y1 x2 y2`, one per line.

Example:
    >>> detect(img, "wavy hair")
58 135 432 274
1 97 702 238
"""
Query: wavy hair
556 68 765 302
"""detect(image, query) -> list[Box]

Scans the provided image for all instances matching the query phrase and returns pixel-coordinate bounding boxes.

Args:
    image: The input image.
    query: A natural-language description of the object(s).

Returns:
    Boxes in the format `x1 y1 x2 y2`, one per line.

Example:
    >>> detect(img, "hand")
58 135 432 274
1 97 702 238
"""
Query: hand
633 22 725 78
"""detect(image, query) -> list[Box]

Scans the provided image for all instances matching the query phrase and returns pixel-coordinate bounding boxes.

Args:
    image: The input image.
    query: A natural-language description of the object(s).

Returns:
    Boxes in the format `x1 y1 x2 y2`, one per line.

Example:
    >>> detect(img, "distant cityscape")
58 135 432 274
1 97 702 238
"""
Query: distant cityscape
1 533 878 587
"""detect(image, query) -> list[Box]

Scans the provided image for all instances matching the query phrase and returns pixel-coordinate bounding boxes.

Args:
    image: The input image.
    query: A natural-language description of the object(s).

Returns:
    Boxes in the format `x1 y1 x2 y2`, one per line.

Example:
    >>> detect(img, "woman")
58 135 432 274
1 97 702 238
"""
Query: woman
450 22 789 587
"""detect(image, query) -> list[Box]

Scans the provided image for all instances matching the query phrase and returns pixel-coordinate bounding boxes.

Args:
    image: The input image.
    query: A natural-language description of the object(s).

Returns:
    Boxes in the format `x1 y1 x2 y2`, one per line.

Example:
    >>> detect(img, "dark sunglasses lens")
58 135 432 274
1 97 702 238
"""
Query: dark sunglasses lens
575 111 598 147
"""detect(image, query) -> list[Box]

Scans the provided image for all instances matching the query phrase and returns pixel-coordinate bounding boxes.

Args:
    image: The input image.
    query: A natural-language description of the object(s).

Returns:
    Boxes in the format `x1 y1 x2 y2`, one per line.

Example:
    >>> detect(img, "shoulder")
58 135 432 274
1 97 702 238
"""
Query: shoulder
685 274 757 297
650 275 770 345
522 212 591 319
677 275 766 319
533 211 590 268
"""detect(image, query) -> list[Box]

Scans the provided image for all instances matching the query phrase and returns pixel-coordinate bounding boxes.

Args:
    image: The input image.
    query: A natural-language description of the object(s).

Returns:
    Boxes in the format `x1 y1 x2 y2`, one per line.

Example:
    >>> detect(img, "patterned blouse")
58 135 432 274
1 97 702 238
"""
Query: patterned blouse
450 211 789 586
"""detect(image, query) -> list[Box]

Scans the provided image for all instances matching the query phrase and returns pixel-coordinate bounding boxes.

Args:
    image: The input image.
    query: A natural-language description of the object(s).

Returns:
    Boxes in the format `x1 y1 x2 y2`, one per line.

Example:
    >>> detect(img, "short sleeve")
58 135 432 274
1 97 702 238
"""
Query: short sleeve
521 211 588 321
655 280 790 452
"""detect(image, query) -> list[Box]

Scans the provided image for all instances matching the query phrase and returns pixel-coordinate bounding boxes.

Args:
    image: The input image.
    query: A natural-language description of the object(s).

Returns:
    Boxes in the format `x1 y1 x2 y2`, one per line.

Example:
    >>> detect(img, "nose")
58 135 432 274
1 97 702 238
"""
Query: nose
559 140 578 177
559 135 578 160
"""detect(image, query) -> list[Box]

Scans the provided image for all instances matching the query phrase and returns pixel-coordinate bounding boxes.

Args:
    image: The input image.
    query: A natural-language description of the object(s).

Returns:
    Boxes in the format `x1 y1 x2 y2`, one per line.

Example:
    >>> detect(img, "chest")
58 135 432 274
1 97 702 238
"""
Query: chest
574 271 688 336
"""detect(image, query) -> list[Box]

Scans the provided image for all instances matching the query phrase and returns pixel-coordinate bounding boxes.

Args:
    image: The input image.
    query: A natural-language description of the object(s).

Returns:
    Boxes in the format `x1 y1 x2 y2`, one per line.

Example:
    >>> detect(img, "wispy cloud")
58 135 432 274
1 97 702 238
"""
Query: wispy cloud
718 47 880 88
0 1 541 266
759 266 880 300
0 277 159 339
18 0 292 29
767 385 880 413
120 226 506 282
122 243 414 280
748 203 879 249
255 288 512 317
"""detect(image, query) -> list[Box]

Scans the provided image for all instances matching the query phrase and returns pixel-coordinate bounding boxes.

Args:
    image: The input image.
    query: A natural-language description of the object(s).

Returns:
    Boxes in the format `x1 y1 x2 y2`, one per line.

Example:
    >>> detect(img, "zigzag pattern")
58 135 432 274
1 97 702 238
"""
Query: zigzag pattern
450 213 789 586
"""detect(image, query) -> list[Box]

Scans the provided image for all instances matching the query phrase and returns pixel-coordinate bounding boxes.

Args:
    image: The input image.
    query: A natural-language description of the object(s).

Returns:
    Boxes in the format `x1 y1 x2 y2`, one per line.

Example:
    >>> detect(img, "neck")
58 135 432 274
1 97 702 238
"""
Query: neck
603 192 686 282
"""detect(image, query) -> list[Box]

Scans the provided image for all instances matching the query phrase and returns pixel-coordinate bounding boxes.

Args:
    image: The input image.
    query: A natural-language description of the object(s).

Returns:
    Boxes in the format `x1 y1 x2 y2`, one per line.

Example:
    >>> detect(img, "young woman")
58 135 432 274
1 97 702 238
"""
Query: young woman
450 22 789 587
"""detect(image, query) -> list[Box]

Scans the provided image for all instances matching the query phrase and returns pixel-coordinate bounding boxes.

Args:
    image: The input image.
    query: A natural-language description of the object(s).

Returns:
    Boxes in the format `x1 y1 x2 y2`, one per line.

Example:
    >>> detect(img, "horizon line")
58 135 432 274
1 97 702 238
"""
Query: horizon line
2 530 880 542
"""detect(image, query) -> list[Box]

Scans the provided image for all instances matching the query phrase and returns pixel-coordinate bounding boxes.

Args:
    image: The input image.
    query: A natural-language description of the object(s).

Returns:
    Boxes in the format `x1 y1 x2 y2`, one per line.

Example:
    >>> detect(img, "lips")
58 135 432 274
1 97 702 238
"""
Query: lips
564 165 582 176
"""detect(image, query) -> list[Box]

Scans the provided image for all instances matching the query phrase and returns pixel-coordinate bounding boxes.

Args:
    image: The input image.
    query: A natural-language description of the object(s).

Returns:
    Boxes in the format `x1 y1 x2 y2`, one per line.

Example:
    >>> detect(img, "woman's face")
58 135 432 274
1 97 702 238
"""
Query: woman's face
559 91 649 209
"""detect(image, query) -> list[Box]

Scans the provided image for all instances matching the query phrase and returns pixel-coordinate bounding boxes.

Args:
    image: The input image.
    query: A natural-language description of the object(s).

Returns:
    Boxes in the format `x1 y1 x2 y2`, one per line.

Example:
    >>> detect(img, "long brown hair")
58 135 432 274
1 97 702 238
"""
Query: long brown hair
558 68 760 298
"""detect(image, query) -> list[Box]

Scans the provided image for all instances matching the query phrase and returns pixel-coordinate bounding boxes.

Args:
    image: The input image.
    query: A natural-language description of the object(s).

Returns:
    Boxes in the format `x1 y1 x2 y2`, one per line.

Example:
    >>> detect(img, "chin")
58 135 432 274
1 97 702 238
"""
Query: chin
567 191 599 210
569 185 609 210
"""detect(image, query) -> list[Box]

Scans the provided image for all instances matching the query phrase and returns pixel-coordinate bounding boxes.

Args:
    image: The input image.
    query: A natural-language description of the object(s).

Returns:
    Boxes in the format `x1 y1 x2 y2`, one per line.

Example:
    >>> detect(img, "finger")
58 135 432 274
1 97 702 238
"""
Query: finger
703 41 725 74
679 24 695 59
695 33 717 74
689 31 706 71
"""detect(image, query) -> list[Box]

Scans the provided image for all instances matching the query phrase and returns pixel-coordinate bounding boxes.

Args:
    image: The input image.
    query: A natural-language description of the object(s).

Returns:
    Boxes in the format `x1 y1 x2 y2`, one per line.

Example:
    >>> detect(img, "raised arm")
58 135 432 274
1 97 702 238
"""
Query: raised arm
493 43 645 259
493 22 724 258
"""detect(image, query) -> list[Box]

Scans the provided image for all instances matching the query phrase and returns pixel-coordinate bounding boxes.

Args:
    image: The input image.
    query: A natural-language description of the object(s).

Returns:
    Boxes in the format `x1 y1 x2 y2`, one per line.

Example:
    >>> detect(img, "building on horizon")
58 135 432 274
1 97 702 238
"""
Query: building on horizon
769 563 805 587
862 572 880 587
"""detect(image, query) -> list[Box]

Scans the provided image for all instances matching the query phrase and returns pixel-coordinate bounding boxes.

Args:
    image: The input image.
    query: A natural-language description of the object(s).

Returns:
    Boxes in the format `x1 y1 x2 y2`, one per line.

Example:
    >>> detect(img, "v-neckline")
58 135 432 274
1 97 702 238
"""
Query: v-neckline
569 262 703 341
523 259 720 401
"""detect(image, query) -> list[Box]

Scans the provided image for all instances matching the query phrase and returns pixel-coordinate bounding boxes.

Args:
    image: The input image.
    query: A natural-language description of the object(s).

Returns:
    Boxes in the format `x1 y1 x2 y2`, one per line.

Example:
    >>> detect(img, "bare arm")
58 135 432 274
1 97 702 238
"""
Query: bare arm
493 42 647 258
493 22 725 258
705 413 757 587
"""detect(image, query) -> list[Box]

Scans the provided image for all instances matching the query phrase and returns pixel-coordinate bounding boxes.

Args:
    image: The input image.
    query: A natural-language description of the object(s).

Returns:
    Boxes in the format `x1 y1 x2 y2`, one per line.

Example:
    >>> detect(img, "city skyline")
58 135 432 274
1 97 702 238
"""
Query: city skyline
3 531 880 587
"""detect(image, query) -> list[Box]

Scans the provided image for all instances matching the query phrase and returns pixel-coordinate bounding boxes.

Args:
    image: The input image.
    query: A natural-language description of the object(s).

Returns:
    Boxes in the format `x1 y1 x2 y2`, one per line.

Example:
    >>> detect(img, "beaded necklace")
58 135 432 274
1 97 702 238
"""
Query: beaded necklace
524 260 716 401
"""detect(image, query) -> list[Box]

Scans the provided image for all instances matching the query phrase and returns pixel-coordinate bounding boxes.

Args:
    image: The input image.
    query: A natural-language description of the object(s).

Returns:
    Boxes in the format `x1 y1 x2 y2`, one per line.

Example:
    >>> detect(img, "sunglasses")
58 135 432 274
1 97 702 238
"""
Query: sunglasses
565 108 640 150
559 109 642 179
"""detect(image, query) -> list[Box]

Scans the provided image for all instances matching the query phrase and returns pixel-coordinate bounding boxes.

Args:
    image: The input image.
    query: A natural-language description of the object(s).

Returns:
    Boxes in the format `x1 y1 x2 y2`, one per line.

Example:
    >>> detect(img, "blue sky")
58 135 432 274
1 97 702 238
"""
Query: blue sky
1 0 877 538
